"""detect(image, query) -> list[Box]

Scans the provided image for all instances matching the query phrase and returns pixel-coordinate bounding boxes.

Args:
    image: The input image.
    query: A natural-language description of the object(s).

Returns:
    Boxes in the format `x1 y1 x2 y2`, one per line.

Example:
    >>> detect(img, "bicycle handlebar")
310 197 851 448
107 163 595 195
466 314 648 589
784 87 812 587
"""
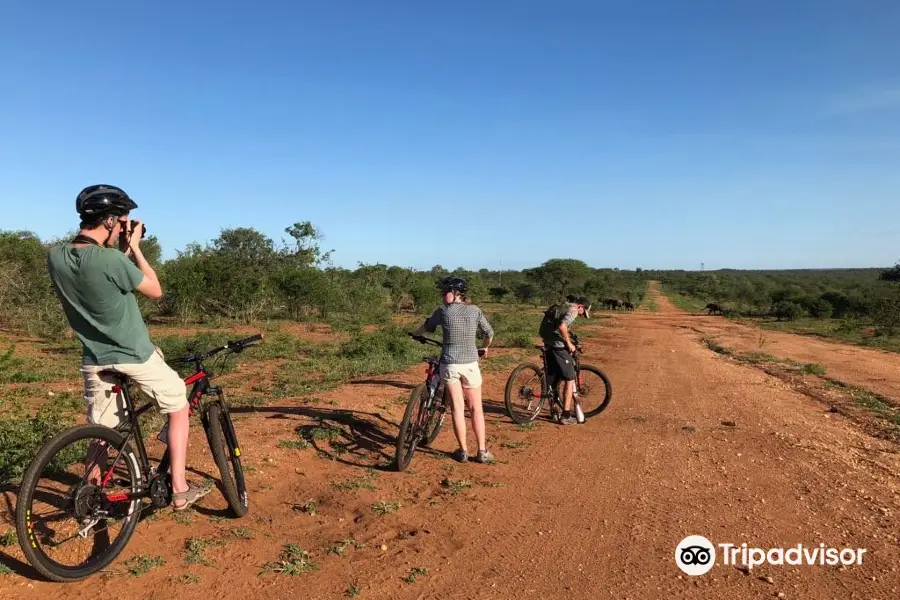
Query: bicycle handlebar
408 333 443 347
409 333 487 358
171 333 265 365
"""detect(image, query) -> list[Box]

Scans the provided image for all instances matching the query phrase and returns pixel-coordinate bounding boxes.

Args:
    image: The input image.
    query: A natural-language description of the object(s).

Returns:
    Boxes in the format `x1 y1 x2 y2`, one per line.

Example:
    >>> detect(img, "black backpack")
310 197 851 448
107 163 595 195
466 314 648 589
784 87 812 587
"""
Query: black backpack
538 303 566 341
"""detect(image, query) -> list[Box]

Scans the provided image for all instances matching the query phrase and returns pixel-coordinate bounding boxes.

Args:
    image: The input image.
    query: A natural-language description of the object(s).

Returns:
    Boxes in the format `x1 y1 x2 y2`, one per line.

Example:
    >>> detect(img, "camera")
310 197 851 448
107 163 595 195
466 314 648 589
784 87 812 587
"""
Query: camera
118 220 146 252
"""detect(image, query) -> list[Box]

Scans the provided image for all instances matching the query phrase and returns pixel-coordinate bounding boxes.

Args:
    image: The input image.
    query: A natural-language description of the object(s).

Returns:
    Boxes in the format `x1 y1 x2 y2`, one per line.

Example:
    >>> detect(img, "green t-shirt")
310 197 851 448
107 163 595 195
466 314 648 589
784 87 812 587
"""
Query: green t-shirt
47 244 155 366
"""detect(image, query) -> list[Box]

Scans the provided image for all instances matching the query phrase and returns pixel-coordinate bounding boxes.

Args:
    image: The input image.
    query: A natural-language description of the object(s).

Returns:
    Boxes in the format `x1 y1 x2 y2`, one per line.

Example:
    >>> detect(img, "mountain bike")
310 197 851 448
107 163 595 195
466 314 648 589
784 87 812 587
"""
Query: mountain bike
394 334 485 471
15 334 263 582
504 334 612 424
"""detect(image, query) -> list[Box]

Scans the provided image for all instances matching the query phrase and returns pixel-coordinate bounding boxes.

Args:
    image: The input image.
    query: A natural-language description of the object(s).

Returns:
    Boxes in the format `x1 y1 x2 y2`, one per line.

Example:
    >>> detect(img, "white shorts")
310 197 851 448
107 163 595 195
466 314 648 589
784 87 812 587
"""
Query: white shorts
440 361 483 389
80 347 188 428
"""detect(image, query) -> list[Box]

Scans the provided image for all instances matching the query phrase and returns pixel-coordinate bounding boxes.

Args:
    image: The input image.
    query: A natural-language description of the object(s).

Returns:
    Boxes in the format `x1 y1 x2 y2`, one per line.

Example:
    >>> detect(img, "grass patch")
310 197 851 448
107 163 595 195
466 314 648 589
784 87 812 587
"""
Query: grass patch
440 478 473 496
0 563 13 575
703 338 827 377
0 530 17 547
325 539 364 556
501 440 529 449
278 438 312 450
231 527 253 539
0 400 79 485
371 500 401 515
824 380 900 428
123 554 166 577
331 470 379 492
170 573 201 584
273 326 434 397
486 311 540 348
293 499 318 515
402 567 428 584
345 583 362 597
262 544 318 576
184 536 223 566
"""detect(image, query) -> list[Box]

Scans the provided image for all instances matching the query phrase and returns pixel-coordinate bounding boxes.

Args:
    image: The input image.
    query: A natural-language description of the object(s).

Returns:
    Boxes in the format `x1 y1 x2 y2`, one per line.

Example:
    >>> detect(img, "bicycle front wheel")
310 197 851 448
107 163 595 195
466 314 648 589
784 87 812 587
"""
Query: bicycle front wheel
395 383 430 471
15 424 143 582
576 365 613 418
504 363 547 424
203 401 249 517
421 384 446 447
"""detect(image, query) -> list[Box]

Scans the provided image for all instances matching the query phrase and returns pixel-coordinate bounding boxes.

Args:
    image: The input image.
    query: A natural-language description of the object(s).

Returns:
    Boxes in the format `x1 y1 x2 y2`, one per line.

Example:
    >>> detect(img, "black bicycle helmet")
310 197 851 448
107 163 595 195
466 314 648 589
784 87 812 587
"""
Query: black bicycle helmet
76 184 138 217
437 276 468 294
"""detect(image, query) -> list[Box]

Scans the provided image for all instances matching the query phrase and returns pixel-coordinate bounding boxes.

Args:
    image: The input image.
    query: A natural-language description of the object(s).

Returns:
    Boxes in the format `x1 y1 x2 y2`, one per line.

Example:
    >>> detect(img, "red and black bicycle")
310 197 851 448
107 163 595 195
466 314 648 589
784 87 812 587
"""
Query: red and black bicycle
14 334 263 582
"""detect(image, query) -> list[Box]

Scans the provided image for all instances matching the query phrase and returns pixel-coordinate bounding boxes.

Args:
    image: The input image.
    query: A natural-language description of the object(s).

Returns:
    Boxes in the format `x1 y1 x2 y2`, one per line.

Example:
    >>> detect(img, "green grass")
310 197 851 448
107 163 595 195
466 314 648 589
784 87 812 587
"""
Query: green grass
371 500 401 515
0 400 79 485
123 554 166 577
486 311 541 348
184 536 223 566
169 573 201 584
702 337 826 376
345 583 362 597
0 563 13 575
440 478 473 495
262 544 318 576
758 317 900 354
662 290 709 313
824 380 900 428
330 471 379 492
273 326 433 397
0 530 16 547
402 567 428 584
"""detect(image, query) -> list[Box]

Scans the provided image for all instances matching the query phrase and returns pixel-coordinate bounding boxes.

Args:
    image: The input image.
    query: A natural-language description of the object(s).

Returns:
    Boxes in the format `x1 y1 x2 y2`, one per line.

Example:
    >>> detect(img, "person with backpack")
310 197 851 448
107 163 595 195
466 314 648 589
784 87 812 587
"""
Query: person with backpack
538 295 592 425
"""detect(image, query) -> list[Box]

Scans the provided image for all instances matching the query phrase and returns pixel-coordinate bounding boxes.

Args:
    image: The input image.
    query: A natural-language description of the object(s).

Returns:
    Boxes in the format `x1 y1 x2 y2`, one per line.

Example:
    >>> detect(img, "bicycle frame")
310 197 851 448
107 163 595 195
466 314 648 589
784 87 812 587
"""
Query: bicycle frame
99 362 226 505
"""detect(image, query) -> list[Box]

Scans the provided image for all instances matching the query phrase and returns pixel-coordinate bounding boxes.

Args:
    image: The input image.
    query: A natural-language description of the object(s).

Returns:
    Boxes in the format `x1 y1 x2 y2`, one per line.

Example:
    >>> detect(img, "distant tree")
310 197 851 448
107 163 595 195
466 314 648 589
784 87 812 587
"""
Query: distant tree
880 261 900 283
524 259 592 298
488 286 509 302
513 283 538 304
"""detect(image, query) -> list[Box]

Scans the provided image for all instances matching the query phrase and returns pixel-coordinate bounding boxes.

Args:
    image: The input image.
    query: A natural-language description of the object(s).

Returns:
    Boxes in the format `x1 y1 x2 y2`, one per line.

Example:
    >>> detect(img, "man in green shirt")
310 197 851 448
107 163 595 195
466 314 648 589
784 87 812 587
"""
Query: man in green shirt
47 184 209 511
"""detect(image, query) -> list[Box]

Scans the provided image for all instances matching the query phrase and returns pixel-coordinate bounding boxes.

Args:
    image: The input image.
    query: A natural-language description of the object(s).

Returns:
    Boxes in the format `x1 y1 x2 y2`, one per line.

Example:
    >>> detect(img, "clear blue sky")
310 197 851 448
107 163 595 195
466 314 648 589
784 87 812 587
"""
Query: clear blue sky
1 1 898 271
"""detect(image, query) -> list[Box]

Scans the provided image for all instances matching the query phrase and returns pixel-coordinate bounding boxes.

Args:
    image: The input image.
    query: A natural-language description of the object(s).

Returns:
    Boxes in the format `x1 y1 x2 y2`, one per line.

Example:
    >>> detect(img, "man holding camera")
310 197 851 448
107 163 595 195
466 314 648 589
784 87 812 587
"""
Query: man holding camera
47 184 210 511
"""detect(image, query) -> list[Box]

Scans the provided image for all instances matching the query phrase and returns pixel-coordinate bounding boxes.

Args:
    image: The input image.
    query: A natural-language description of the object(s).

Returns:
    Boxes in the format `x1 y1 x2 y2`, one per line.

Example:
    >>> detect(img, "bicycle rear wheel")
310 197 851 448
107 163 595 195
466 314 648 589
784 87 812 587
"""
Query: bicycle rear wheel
15 425 143 582
575 365 613 418
203 400 249 517
504 363 547 424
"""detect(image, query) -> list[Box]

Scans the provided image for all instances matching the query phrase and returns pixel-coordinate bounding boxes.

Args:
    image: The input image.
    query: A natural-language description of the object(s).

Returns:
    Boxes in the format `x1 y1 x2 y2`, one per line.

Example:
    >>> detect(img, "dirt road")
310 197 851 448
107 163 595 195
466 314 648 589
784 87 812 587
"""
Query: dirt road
2 285 899 599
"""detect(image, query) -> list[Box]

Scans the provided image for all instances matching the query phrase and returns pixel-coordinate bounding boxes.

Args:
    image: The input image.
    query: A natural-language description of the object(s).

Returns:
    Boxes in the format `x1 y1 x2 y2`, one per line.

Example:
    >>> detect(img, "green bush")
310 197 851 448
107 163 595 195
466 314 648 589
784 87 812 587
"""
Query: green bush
0 403 77 485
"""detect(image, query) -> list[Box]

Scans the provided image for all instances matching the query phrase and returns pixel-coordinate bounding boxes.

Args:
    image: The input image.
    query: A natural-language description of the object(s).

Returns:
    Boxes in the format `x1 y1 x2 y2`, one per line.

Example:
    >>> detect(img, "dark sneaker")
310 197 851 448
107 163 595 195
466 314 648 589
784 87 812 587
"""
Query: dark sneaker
450 448 468 463
474 449 495 464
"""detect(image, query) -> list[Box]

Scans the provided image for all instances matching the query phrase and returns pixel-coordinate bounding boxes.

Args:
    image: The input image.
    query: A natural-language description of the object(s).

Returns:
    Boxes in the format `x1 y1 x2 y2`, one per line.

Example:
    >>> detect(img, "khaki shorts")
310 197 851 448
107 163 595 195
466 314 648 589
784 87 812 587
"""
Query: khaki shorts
440 361 483 389
81 347 188 428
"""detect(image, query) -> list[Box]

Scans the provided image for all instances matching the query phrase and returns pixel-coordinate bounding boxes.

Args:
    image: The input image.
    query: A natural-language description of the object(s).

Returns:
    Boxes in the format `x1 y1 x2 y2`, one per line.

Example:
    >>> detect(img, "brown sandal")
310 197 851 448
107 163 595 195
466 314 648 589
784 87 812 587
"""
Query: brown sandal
172 482 212 511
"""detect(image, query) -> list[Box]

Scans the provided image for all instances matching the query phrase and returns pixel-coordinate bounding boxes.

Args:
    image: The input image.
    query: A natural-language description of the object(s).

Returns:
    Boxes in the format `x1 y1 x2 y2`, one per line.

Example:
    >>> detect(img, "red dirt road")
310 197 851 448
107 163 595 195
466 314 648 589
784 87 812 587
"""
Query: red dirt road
2 285 899 599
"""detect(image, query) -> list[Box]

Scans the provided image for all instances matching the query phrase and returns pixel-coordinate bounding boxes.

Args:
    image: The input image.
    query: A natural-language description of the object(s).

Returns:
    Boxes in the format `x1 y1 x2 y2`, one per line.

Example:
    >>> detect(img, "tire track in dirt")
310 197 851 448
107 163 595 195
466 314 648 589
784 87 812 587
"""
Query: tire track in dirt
2 289 899 599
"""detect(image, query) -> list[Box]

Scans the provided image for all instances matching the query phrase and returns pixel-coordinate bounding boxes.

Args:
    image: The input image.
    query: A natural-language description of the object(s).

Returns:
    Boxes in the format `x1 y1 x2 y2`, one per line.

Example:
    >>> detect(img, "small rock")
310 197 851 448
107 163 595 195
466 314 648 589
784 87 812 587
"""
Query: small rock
765 576 774 584
777 593 785 598
737 564 752 574
380 544 388 551
722 420 737 427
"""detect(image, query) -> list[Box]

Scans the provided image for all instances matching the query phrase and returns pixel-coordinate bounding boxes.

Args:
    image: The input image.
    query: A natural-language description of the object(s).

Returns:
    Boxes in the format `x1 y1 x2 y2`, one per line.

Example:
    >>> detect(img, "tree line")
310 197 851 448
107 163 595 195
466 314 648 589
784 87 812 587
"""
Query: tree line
0 224 648 338
653 267 900 334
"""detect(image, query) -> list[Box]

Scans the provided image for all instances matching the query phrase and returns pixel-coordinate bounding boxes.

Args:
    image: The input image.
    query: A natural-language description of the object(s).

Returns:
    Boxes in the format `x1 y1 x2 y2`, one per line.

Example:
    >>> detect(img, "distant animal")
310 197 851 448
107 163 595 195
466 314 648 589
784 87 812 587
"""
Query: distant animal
705 303 724 315
604 298 624 310
623 301 635 311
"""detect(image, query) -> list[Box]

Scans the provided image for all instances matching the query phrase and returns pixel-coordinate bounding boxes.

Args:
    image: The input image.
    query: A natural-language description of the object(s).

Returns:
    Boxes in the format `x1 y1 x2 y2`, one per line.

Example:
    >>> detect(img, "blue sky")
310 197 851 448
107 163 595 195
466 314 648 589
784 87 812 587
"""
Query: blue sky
1 1 898 270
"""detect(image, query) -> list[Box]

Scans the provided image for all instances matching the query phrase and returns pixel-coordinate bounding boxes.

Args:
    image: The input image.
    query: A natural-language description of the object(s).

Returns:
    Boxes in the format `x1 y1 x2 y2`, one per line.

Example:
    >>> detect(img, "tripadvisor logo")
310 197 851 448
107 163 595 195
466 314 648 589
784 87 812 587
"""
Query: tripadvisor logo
675 536 867 575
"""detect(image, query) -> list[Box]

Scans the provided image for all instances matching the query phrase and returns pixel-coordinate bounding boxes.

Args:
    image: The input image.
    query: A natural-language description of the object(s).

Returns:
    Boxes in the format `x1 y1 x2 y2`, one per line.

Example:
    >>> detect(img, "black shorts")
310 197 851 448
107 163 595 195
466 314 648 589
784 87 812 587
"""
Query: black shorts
545 347 576 381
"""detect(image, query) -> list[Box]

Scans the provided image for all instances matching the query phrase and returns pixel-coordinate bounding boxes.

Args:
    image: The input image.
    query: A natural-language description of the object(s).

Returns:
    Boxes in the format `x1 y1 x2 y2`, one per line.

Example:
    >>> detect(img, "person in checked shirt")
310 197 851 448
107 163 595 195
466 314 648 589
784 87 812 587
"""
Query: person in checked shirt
412 277 495 463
